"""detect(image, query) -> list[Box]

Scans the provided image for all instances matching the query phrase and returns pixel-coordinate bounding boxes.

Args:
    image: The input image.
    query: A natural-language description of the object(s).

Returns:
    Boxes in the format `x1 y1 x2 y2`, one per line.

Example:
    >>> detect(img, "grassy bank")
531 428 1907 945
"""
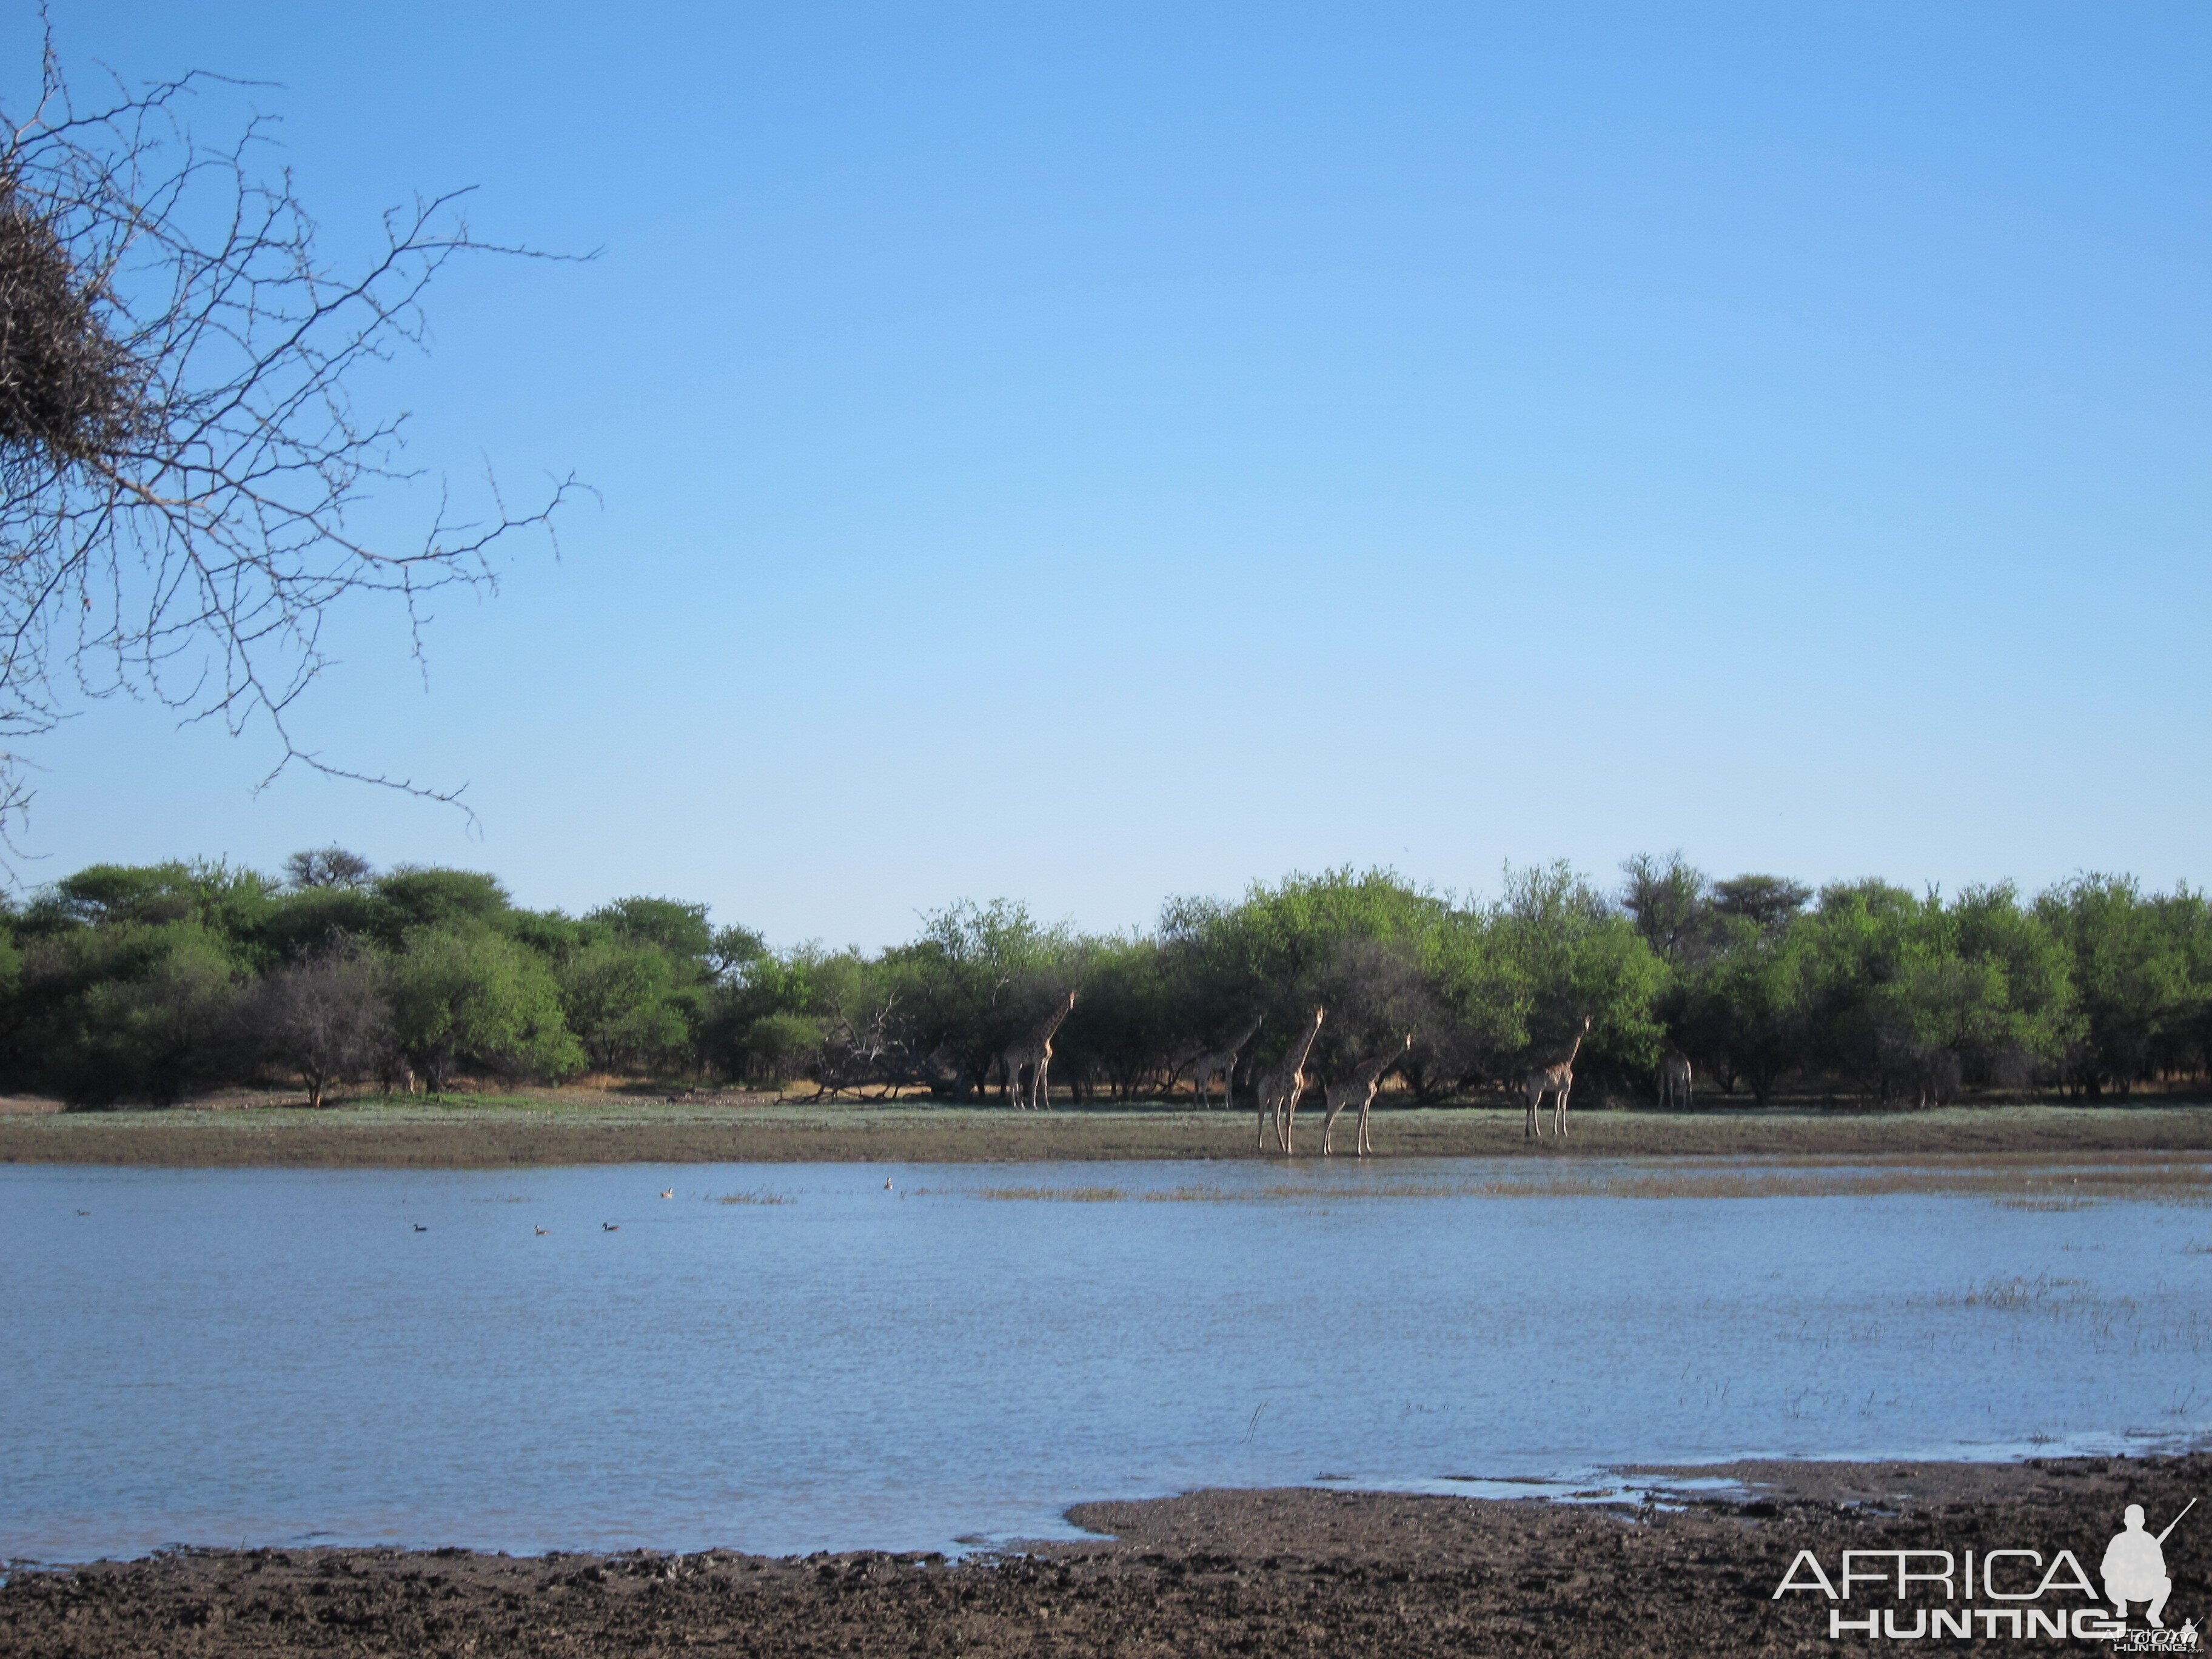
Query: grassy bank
2 1092 2210 1168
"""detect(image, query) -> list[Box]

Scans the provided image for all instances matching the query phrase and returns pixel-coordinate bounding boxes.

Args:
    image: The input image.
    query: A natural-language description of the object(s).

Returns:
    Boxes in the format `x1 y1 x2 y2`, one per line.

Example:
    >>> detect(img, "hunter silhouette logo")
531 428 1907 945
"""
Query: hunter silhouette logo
1772 1496 2198 1644
2104 1500 2193 1631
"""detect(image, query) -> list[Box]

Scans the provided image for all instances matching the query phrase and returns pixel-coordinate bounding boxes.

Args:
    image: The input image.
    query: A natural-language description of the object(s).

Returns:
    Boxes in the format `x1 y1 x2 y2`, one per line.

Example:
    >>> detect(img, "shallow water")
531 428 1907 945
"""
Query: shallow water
2 1158 2208 1563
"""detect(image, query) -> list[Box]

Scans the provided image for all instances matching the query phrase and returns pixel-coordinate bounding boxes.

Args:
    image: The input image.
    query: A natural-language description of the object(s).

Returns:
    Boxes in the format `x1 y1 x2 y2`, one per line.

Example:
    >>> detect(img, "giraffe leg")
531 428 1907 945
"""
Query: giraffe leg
1321 1096 1340 1156
1258 1088 1272 1151
1035 1054 1051 1111
1358 1091 1373 1157
1556 1079 1571 1139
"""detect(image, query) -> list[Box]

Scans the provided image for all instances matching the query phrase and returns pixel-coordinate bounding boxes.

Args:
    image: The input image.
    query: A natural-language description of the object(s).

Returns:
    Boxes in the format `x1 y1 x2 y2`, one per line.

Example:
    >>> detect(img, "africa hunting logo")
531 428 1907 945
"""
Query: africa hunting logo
1772 1499 2197 1646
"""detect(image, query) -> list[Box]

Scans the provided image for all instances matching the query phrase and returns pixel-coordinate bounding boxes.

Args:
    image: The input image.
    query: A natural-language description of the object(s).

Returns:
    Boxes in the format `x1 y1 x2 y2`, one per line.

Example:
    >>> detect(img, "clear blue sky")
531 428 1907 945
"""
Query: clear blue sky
18 3 2210 948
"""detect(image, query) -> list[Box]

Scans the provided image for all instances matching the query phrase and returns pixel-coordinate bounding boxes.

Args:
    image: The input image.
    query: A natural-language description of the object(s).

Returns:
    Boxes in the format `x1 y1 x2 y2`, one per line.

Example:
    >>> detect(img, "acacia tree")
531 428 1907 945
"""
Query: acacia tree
0 33 580 832
282 847 374 890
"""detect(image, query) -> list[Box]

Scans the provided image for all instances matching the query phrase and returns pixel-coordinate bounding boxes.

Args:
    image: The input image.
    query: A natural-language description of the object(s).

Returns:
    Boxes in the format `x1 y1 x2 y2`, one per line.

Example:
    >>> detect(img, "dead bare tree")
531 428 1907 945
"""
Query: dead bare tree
0 28 585 841
243 939 391 1108
808 991 900 1101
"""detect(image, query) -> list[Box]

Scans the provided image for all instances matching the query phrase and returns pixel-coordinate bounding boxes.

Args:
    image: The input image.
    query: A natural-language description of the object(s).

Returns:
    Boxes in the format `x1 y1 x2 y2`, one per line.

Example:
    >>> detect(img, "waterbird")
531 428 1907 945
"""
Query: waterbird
603 1222 619 1232
534 1225 548 1236
883 1177 894 1191
75 1208 89 1216
412 1223 428 1232
660 1187 674 1199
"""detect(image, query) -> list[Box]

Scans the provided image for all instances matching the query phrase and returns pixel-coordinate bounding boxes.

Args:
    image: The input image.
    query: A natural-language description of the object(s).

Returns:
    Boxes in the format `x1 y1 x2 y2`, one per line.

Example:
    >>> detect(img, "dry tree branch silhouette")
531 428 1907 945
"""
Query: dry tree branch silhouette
0 21 591 858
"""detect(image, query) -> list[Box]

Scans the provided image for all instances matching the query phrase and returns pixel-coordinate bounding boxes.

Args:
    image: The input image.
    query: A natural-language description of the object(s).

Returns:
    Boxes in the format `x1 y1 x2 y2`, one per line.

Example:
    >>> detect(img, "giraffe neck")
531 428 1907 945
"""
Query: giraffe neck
1288 1016 1323 1072
1560 1031 1585 1070
1356 1047 1400 1089
1232 1015 1264 1053
1037 997 1074 1044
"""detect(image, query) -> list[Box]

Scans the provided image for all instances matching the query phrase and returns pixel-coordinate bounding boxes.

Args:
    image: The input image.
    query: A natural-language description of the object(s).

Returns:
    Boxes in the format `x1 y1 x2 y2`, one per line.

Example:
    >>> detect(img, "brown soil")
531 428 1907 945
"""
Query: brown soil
4 1456 2203 1657
2 1095 2210 1168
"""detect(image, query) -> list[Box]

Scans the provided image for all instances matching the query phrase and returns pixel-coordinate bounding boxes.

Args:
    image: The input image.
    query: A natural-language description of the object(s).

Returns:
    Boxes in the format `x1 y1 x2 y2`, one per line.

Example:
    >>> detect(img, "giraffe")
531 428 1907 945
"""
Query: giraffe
1001 990 1076 1111
1255 1007 1327 1154
1524 1014 1592 1141
1322 1032 1415 1158
1658 1042 1692 1111
1179 1013 1264 1110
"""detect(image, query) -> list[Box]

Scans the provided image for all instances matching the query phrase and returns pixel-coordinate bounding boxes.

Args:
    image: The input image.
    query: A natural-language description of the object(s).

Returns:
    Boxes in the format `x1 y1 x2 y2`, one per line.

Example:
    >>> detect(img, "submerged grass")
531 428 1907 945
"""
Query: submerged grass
1142 1185 1231 1203
1953 1273 2091 1310
971 1186 1127 1202
714 1190 794 1205
1902 1275 2202 1357
1014 1158 2212 1206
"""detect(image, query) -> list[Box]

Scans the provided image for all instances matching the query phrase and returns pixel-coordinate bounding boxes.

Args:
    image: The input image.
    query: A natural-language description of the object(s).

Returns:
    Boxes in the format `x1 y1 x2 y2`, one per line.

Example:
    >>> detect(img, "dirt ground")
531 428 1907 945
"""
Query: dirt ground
3 1093 2210 1168
4 1455 2204 1657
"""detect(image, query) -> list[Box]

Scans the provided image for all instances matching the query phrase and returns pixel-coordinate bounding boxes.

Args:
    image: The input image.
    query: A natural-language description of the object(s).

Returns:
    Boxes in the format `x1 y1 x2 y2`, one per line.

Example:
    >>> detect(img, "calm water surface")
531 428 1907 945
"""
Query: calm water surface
3 1158 2208 1562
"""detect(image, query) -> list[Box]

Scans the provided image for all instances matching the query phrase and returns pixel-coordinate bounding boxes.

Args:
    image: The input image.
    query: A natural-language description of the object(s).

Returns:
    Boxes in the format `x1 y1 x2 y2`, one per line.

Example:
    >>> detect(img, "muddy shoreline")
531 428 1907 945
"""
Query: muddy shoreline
3 1098 2209 1168
5 1455 2204 1656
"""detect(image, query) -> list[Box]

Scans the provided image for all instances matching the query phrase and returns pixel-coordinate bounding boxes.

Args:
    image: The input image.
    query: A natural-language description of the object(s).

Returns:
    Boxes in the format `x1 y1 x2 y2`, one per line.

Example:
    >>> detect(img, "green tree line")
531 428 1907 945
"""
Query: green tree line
6 850 2210 1108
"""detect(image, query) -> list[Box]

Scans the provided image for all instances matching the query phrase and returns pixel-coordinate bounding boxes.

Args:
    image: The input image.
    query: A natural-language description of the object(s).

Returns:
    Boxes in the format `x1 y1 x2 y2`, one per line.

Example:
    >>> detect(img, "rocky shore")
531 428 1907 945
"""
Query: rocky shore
5 1455 2204 1657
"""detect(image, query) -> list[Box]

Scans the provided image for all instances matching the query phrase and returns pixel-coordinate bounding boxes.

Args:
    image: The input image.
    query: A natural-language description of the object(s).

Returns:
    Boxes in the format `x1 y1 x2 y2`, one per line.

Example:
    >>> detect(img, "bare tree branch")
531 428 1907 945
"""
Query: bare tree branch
0 23 589 851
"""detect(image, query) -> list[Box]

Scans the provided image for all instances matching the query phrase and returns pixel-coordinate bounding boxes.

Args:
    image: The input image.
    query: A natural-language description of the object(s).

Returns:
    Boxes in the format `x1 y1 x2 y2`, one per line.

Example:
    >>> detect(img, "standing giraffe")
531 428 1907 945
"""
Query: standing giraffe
1658 1042 1692 1110
1001 990 1076 1111
1255 1007 1327 1154
1179 1014 1264 1110
1523 1014 1592 1141
1322 1033 1415 1158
